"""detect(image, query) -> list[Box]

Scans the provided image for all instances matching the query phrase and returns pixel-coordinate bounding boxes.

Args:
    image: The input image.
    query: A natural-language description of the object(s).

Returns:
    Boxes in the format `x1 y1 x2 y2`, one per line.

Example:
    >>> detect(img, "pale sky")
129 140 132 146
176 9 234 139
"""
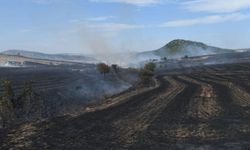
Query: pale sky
0 0 250 54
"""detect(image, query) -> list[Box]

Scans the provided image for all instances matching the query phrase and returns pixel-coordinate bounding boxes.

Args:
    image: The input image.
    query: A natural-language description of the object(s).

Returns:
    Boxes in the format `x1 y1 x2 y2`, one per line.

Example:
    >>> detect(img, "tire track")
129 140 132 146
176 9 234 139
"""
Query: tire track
189 74 248 118
193 74 250 107
132 75 202 146
178 76 222 120
112 76 185 146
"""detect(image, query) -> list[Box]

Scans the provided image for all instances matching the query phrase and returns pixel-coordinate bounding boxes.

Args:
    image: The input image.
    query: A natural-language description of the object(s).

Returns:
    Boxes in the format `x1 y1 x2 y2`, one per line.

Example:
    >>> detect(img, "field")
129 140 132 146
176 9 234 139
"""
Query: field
1 62 250 149
0 64 137 118
0 54 79 66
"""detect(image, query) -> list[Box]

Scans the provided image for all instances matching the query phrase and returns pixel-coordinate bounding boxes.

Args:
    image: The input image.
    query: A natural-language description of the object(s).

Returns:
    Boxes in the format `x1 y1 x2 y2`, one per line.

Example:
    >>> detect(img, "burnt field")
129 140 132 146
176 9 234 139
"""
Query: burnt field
1 62 250 150
0 64 137 119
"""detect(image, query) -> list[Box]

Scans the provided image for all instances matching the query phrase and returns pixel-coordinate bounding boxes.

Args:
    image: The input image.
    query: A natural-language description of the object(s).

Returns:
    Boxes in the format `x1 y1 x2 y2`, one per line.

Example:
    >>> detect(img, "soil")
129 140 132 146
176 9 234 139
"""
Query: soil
1 62 250 150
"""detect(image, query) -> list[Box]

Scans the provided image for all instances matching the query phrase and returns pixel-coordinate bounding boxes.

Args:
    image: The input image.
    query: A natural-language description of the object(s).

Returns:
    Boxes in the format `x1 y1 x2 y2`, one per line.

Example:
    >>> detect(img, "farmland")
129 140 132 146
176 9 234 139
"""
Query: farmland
1 62 250 149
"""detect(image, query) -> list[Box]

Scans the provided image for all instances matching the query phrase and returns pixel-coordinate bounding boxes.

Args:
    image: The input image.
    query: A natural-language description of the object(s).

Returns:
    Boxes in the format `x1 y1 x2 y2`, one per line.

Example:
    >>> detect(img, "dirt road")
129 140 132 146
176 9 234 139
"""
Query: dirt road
1 63 250 150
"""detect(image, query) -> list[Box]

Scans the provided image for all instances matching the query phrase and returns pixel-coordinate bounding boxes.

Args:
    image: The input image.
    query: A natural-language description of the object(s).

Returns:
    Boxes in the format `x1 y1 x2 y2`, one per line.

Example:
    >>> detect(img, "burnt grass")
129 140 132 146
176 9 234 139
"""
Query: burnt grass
1 62 250 150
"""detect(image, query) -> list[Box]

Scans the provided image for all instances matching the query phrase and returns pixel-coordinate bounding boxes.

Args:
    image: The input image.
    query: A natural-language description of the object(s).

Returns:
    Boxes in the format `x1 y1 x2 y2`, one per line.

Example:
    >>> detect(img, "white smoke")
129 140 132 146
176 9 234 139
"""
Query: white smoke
76 21 147 67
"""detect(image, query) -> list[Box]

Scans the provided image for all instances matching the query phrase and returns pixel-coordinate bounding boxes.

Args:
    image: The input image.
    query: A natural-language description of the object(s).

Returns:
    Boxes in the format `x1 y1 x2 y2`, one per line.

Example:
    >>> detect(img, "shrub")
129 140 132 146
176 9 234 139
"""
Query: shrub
0 79 45 128
0 80 16 127
144 62 156 72
139 62 156 85
111 64 119 73
161 57 167 61
19 81 44 119
183 55 189 59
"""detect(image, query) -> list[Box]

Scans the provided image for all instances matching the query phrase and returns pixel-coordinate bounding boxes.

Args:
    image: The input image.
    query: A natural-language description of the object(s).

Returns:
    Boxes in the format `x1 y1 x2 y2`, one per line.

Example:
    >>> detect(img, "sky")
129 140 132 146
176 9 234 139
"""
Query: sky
0 0 250 54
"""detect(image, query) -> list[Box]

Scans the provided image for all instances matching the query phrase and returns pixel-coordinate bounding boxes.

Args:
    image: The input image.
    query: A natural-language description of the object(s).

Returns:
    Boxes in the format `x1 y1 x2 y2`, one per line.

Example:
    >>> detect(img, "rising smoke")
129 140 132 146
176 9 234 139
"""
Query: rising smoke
79 24 141 67
76 5 154 67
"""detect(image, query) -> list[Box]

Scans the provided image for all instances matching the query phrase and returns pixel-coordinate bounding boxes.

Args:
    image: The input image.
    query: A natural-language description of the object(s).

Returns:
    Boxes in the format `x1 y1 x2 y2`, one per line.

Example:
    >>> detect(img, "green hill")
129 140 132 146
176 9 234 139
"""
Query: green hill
139 39 234 59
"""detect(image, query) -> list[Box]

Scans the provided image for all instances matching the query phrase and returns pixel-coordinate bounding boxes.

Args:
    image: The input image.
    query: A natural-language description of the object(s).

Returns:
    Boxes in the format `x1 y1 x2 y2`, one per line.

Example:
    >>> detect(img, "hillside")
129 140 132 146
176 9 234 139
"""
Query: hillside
0 54 80 67
1 50 96 63
138 39 234 59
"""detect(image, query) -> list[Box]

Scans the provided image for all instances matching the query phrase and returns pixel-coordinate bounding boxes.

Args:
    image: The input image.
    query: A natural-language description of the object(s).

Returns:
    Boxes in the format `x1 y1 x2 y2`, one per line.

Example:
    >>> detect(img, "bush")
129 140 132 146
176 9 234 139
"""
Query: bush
144 62 156 72
139 69 153 80
0 79 44 128
183 55 189 59
161 57 167 61
19 81 44 119
111 64 119 73
139 62 156 85
0 80 16 127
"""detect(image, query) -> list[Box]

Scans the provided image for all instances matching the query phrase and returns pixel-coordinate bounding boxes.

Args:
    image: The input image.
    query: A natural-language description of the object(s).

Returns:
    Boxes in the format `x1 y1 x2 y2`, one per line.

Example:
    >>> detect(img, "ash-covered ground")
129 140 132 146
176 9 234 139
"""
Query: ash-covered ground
0 64 138 118
1 51 250 150
156 51 250 72
1 59 250 150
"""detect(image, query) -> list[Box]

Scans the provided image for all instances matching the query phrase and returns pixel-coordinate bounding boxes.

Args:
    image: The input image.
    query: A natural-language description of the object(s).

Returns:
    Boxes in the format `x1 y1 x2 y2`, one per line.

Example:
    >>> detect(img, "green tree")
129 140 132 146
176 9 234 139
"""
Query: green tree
97 63 111 77
19 81 43 119
21 81 33 117
0 80 16 127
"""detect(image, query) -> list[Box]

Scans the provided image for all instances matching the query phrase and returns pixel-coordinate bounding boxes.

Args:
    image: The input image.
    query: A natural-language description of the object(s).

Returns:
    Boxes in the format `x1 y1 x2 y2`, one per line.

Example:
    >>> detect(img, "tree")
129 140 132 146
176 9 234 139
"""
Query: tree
0 79 44 127
97 63 111 77
21 81 33 117
0 80 16 127
111 64 119 73
19 81 44 119
144 62 156 72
